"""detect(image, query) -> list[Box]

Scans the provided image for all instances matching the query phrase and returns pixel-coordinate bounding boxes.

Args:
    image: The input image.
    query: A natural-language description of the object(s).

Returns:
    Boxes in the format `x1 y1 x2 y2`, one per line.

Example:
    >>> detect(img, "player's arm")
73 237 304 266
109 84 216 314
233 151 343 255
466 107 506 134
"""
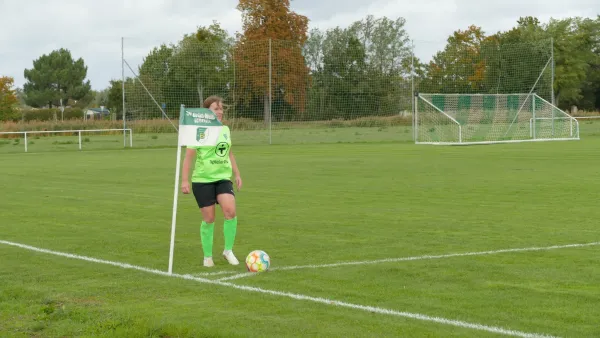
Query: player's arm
181 147 196 194
229 150 242 191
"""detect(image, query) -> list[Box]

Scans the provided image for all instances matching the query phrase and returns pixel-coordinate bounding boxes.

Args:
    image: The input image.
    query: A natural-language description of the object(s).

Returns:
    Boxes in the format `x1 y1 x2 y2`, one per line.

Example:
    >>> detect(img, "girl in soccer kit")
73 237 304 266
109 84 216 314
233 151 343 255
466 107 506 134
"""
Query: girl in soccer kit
181 96 242 267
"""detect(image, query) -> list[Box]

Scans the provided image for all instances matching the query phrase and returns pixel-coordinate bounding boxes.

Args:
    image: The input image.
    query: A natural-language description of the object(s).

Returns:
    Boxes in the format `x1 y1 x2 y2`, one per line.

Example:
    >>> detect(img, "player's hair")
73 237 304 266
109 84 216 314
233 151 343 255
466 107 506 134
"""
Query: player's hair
203 95 224 109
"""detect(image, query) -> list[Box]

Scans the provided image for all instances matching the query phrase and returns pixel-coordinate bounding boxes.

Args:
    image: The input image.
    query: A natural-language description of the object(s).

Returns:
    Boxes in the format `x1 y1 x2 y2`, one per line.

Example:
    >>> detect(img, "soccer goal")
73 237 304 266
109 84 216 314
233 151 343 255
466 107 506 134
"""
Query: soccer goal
414 93 580 145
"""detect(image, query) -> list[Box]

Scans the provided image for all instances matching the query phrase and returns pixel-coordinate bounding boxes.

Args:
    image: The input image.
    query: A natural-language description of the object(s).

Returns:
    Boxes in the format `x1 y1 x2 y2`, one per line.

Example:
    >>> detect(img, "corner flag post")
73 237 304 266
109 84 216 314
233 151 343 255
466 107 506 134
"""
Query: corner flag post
168 104 185 275
167 104 225 275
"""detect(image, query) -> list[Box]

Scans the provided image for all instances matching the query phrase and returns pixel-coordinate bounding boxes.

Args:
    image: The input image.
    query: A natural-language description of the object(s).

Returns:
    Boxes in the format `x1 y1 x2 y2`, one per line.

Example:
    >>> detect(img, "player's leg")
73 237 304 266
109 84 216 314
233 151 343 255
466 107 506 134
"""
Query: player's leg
216 180 239 265
192 182 217 267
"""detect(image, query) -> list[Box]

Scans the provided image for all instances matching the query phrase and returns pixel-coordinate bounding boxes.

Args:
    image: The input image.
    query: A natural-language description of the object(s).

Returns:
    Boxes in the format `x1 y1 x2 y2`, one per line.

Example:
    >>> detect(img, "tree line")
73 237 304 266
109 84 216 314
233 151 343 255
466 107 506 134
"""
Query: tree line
1 0 598 123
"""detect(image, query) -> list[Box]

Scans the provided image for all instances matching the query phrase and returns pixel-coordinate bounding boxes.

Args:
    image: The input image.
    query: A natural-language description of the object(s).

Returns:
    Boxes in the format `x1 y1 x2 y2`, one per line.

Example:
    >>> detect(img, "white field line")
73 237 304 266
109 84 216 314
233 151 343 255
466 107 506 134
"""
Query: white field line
194 270 240 276
215 241 600 281
0 239 556 338
216 272 256 281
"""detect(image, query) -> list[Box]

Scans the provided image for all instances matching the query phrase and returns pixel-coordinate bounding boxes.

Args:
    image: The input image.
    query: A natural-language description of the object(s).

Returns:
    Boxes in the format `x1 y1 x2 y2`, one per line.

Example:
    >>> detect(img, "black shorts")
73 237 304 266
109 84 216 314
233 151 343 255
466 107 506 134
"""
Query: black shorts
192 180 235 208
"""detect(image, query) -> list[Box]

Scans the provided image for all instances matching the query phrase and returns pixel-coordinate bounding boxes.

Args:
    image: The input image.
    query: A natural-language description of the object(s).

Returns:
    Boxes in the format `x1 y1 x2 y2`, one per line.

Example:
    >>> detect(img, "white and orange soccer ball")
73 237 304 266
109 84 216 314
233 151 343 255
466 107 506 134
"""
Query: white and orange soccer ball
245 250 270 272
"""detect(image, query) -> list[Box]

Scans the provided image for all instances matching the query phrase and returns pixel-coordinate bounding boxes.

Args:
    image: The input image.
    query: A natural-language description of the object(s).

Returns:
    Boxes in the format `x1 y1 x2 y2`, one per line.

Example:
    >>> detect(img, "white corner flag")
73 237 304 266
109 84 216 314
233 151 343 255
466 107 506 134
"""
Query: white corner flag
168 104 223 274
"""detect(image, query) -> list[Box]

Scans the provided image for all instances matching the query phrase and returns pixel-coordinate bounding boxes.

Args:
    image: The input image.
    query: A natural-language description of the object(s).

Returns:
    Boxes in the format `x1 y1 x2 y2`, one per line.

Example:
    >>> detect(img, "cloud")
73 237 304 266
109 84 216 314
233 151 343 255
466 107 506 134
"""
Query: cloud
0 0 597 90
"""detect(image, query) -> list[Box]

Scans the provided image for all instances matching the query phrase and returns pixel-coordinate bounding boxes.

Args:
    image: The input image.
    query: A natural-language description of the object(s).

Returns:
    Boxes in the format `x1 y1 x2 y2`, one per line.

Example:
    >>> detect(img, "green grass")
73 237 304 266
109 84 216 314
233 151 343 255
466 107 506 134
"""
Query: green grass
2 118 599 154
0 125 416 154
1 131 600 337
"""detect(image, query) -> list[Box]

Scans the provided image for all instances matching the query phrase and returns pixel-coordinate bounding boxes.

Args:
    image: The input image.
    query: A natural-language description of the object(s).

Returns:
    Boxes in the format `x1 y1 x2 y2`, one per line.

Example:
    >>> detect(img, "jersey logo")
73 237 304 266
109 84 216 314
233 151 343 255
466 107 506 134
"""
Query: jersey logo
215 142 229 157
196 127 208 143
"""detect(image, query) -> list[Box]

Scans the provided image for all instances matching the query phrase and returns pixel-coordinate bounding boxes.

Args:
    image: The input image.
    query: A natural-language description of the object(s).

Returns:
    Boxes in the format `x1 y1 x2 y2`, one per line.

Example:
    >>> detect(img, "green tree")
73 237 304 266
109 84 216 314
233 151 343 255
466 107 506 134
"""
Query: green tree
135 44 173 116
483 19 553 100
106 79 135 119
90 88 109 107
352 15 411 75
579 15 600 110
167 22 234 111
306 15 414 120
493 16 600 109
353 15 413 114
23 48 91 108
133 21 234 118
560 16 600 110
319 26 368 119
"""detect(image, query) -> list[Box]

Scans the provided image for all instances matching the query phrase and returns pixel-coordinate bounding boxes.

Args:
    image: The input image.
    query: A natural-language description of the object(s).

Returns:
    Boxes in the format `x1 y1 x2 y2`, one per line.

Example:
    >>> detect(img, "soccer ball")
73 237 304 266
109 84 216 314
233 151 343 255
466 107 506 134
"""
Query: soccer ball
245 250 270 272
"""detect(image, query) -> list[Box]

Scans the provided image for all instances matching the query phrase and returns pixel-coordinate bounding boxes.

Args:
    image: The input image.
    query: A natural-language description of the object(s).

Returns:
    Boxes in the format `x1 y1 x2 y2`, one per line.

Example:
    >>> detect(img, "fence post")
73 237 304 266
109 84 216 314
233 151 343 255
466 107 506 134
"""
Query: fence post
268 38 272 145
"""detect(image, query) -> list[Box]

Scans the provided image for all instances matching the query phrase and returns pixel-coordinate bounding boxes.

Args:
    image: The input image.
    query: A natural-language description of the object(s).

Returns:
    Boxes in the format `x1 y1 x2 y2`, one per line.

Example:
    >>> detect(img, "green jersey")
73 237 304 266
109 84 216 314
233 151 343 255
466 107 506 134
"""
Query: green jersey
189 126 232 183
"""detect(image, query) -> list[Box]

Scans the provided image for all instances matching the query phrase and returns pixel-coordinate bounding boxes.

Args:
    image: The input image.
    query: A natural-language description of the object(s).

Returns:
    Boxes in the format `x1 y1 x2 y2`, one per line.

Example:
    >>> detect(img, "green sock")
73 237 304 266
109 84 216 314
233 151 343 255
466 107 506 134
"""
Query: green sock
223 217 237 251
200 221 214 258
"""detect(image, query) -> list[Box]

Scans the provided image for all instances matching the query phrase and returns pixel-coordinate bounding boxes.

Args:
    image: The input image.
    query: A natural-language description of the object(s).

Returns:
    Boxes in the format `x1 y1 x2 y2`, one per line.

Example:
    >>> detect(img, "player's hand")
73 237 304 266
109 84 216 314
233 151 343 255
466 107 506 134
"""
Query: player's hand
181 181 191 194
235 175 242 191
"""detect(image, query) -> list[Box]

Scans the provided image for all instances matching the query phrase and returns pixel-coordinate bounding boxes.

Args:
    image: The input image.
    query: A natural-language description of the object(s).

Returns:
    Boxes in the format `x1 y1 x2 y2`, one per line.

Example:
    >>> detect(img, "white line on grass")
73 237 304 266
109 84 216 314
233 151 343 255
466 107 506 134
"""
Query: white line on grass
214 241 600 282
216 272 255 281
193 270 239 276
0 239 556 338
274 242 600 271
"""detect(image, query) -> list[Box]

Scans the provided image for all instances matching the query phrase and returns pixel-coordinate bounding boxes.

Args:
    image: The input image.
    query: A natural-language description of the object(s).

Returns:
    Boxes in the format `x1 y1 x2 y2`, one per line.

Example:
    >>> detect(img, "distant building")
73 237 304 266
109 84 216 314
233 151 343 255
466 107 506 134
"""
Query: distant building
85 106 111 120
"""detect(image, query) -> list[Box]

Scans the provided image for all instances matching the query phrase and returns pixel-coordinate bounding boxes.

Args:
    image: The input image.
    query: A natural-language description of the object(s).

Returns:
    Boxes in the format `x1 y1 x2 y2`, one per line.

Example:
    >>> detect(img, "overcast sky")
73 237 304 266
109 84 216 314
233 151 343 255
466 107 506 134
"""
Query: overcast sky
0 0 597 90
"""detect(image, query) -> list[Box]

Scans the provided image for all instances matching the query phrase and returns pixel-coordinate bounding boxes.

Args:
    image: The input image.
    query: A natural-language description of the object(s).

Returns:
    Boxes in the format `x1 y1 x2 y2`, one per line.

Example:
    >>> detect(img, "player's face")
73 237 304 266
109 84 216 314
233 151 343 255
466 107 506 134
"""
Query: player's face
209 101 224 121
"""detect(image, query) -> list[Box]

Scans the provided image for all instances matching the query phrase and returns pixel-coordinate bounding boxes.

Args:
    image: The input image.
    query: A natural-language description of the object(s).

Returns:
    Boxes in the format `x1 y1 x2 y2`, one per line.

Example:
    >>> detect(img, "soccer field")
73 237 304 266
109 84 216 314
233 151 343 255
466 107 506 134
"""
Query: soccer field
1 135 599 337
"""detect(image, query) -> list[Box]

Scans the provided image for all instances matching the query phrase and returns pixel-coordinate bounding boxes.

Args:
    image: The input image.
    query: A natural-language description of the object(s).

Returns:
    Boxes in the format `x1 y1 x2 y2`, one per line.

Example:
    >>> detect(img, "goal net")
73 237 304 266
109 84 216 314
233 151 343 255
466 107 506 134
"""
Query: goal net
415 93 579 144
411 37 580 145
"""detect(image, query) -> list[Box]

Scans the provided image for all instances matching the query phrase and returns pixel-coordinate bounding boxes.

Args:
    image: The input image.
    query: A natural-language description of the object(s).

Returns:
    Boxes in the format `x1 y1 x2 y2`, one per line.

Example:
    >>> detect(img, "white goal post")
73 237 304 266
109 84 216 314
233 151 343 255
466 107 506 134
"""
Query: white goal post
414 93 580 145
0 128 133 152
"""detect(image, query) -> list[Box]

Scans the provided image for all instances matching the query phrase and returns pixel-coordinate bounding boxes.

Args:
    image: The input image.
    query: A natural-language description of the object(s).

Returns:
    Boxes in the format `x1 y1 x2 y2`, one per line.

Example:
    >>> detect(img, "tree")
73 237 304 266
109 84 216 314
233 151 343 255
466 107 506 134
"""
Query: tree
135 43 174 116
319 26 368 119
0 76 18 121
305 15 415 120
106 79 124 118
90 88 109 107
167 22 234 111
234 0 309 122
421 25 492 94
578 15 600 111
23 48 91 108
351 15 413 114
491 16 600 109
133 22 234 118
352 15 411 75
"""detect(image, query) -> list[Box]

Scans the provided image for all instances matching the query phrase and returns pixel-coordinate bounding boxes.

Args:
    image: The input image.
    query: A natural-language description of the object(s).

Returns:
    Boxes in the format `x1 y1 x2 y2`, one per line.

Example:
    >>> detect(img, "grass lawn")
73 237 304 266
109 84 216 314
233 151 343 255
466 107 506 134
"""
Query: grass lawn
1 127 599 337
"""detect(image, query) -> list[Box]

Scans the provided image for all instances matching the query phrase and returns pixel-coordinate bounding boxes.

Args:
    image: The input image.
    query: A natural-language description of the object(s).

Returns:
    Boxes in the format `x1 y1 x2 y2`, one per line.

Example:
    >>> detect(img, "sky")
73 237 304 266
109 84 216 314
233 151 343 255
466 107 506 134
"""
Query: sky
0 0 597 90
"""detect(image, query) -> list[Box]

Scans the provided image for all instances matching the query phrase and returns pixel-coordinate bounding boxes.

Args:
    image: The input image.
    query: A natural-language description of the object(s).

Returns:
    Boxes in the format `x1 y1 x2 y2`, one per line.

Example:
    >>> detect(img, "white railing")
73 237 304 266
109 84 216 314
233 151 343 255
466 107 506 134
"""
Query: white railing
0 128 133 152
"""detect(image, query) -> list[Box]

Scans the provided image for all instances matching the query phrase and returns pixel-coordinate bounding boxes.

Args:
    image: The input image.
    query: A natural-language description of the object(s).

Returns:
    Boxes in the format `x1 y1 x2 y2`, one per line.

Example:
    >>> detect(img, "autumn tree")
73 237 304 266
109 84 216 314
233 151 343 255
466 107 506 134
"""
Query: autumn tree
23 48 92 108
420 25 493 94
0 76 19 121
234 0 309 122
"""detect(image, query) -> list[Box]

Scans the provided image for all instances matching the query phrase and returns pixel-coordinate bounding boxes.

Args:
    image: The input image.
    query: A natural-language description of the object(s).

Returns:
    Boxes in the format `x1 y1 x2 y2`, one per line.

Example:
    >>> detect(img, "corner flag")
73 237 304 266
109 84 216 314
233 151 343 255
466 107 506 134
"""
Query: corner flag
168 104 223 274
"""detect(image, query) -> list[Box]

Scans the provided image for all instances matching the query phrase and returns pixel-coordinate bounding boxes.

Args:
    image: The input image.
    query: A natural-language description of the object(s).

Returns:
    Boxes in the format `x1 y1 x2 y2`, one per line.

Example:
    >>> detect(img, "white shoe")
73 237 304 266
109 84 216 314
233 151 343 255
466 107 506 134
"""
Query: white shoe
223 250 239 265
203 257 214 267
